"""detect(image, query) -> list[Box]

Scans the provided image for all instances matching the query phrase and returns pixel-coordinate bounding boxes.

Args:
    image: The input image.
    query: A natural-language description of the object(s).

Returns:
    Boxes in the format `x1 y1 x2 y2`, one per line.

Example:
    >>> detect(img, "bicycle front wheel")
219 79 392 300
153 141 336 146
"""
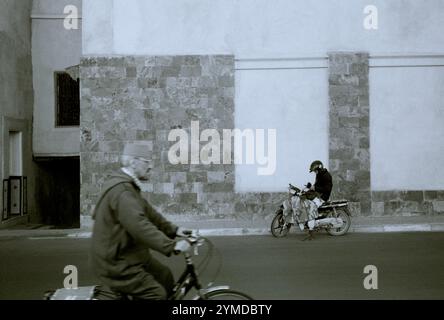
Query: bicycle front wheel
201 289 253 300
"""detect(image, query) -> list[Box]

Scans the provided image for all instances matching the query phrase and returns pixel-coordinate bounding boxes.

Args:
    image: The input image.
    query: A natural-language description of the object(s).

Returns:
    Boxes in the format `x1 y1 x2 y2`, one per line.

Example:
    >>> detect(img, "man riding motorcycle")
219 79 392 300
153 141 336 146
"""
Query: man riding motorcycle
310 160 333 201
282 160 333 240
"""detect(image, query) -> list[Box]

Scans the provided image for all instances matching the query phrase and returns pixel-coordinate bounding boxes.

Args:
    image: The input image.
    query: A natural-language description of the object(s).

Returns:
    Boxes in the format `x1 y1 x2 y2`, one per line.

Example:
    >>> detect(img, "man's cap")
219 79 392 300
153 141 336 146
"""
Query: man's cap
122 143 152 159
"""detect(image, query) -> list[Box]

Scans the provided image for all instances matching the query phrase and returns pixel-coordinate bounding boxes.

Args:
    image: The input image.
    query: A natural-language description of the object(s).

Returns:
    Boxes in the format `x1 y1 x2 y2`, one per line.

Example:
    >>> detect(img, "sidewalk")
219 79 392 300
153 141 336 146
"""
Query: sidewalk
1 215 444 239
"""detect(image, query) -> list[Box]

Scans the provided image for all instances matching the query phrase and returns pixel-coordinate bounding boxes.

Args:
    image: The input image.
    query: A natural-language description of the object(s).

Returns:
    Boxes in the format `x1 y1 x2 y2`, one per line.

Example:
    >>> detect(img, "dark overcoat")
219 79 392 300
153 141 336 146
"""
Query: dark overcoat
90 171 178 291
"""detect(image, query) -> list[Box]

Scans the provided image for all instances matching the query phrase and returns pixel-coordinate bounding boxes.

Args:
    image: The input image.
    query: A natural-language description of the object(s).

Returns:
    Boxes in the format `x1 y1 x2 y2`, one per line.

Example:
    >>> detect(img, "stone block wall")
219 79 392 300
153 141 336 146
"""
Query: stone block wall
80 53 444 222
80 55 237 217
372 191 444 216
328 52 371 216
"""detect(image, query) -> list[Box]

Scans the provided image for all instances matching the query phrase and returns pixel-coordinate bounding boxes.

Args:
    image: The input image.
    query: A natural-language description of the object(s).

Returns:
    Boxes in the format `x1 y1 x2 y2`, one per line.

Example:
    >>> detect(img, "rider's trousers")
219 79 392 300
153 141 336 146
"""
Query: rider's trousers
109 257 175 300
283 196 320 229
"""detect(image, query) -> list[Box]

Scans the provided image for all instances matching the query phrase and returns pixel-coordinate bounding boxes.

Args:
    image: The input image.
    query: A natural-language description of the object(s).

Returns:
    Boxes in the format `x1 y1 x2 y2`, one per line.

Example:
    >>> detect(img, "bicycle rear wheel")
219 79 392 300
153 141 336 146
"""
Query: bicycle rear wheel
201 289 253 300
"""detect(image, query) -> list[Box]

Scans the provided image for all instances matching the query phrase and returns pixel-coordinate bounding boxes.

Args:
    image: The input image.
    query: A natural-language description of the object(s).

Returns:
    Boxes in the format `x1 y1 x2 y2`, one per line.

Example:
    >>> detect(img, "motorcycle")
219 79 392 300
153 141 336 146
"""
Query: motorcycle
271 183 351 238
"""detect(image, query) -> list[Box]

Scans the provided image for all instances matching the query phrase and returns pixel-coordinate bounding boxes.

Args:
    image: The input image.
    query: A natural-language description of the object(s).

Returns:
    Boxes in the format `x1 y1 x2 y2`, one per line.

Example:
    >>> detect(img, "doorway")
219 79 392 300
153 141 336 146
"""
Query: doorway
35 157 80 228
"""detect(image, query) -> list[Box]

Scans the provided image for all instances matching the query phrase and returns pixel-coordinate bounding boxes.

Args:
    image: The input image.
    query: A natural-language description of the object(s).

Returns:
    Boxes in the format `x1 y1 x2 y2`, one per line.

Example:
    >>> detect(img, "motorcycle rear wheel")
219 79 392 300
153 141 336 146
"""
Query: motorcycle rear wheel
326 208 351 236
271 212 291 237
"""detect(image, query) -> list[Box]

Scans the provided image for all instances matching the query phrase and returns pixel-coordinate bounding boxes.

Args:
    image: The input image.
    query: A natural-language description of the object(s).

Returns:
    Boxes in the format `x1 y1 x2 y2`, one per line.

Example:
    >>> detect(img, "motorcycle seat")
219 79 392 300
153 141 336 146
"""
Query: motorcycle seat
320 199 348 207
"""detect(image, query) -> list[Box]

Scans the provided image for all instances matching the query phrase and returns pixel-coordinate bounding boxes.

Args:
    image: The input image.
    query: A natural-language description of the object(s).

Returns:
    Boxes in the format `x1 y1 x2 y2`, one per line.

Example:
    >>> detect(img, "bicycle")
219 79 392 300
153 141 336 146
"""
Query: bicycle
168 231 252 300
44 232 253 300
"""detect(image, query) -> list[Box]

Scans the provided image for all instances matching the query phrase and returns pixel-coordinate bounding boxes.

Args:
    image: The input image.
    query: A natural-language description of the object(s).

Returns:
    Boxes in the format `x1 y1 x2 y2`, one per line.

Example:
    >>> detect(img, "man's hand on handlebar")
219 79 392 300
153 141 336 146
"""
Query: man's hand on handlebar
174 239 191 254
305 182 315 191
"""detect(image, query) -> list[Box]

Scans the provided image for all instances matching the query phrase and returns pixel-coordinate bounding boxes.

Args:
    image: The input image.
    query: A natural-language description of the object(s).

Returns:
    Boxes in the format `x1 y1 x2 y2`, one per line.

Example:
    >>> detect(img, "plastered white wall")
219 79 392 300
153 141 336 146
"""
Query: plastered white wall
32 0 82 155
235 66 329 192
81 0 444 191
83 0 444 56
370 65 444 190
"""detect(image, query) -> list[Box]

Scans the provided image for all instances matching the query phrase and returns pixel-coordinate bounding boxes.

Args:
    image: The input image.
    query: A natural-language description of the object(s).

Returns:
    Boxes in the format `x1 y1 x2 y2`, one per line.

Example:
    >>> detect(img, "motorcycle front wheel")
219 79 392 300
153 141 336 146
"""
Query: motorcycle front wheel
271 212 291 237
327 208 351 236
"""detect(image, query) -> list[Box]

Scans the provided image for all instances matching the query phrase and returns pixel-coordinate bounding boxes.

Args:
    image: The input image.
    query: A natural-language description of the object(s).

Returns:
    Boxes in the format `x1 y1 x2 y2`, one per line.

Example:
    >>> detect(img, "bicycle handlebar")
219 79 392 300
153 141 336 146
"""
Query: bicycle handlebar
173 231 203 255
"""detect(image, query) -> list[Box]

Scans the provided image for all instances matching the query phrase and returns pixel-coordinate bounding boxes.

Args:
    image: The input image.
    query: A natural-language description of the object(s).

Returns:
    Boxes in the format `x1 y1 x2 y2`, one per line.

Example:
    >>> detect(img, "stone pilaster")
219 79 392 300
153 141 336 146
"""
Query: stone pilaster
328 52 370 215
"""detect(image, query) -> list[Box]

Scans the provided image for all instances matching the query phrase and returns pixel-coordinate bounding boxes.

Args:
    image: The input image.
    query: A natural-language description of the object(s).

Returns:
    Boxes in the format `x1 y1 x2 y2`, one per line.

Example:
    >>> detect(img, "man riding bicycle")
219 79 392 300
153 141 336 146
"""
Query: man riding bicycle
90 143 193 300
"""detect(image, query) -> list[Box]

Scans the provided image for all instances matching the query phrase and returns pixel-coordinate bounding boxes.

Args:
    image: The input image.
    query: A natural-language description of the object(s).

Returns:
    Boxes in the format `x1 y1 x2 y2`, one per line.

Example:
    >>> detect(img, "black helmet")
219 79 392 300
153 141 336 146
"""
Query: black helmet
309 160 323 172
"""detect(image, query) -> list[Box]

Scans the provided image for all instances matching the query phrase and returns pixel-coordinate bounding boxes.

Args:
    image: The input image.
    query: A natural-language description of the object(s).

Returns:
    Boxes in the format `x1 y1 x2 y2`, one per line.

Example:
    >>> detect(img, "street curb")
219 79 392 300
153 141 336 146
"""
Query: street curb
1 223 444 239
31 223 444 239
351 224 444 233
431 224 444 231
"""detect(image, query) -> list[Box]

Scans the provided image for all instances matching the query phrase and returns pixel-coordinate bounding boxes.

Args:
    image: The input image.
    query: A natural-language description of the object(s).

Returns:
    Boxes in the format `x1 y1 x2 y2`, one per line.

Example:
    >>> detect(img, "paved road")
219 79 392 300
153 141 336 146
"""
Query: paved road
0 232 443 300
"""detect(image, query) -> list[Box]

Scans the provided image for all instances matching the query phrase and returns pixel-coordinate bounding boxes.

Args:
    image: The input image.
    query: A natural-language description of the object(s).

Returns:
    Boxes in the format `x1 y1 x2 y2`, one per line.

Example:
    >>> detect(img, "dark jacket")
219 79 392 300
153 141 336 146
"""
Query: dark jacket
314 168 333 201
90 171 178 290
